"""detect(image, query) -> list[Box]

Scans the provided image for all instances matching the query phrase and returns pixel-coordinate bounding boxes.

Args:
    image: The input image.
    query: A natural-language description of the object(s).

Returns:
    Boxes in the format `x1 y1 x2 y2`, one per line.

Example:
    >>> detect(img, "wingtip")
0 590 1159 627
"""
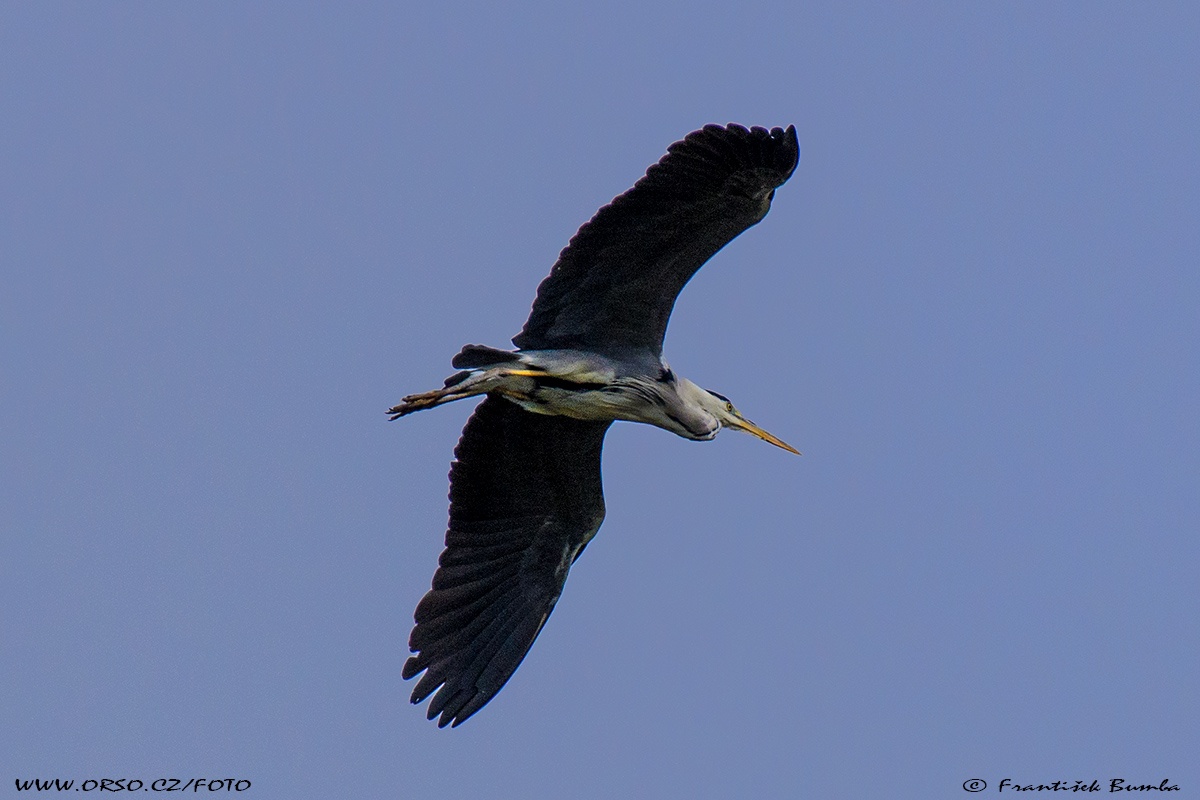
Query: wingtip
715 122 800 175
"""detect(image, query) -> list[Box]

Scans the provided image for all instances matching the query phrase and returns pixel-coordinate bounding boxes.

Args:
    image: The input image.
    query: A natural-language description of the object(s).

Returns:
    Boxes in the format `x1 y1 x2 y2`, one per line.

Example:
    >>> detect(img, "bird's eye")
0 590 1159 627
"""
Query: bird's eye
725 401 734 413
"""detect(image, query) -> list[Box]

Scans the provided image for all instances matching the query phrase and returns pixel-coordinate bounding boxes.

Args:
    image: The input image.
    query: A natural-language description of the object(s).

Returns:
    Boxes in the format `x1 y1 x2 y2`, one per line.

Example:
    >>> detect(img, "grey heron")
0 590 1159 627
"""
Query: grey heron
390 123 800 727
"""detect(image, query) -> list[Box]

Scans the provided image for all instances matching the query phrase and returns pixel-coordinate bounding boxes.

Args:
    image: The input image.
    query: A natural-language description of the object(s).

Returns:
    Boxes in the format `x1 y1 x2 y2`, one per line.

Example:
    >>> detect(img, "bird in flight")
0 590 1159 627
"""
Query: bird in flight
390 123 801 727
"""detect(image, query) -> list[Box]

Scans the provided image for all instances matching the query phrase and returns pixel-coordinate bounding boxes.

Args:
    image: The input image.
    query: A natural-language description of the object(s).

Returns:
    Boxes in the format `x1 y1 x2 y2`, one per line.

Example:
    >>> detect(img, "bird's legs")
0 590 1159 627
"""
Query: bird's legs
387 365 541 420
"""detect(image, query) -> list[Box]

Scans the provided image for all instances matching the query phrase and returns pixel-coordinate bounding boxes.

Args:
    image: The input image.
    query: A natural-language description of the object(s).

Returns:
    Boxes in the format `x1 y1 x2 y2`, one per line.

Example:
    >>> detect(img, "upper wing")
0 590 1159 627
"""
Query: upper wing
402 395 612 727
511 123 799 356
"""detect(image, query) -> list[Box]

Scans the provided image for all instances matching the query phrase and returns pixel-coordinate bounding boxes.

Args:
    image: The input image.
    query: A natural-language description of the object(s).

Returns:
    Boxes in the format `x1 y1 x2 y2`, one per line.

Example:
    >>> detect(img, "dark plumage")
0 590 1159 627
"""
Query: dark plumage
396 124 800 726
514 124 799 355
401 397 609 726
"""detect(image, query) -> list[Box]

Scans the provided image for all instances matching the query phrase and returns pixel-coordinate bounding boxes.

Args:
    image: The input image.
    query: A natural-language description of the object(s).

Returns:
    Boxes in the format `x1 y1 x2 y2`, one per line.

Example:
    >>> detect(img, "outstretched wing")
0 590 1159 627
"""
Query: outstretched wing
512 123 799 356
403 396 612 727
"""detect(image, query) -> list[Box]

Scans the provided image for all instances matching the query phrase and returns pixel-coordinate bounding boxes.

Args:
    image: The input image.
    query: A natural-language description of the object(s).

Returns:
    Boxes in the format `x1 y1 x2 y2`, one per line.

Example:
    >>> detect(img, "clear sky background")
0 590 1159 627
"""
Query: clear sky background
3 3 1197 798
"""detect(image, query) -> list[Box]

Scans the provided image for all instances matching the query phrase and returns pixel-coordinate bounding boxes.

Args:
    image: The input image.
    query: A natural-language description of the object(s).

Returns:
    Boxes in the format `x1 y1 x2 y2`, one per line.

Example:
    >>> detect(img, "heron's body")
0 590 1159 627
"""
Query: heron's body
393 346 756 442
390 123 801 726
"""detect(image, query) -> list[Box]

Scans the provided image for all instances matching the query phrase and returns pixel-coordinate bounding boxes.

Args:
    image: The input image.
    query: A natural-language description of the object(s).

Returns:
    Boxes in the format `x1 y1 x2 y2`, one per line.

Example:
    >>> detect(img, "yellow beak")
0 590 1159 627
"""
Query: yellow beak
727 417 801 455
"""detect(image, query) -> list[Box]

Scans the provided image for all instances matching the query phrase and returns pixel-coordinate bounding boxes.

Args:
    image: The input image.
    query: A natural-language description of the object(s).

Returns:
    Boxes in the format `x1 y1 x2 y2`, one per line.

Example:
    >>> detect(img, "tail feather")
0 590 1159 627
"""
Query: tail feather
452 345 521 369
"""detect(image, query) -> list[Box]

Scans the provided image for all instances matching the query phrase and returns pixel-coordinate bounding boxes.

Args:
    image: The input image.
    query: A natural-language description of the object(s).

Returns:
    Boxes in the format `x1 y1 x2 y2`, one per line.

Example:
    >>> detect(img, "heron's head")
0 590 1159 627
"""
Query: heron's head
698 387 800 455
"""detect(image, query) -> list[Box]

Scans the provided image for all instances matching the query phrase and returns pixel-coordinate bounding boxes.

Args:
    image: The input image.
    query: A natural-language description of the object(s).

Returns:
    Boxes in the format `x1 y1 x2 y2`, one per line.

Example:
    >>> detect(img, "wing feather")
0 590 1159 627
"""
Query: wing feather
512 123 799 355
403 396 611 727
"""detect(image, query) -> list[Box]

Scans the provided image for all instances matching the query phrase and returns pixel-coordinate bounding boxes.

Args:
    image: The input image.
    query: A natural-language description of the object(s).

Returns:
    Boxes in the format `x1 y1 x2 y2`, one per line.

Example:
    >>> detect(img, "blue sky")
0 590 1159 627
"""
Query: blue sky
3 3 1197 798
